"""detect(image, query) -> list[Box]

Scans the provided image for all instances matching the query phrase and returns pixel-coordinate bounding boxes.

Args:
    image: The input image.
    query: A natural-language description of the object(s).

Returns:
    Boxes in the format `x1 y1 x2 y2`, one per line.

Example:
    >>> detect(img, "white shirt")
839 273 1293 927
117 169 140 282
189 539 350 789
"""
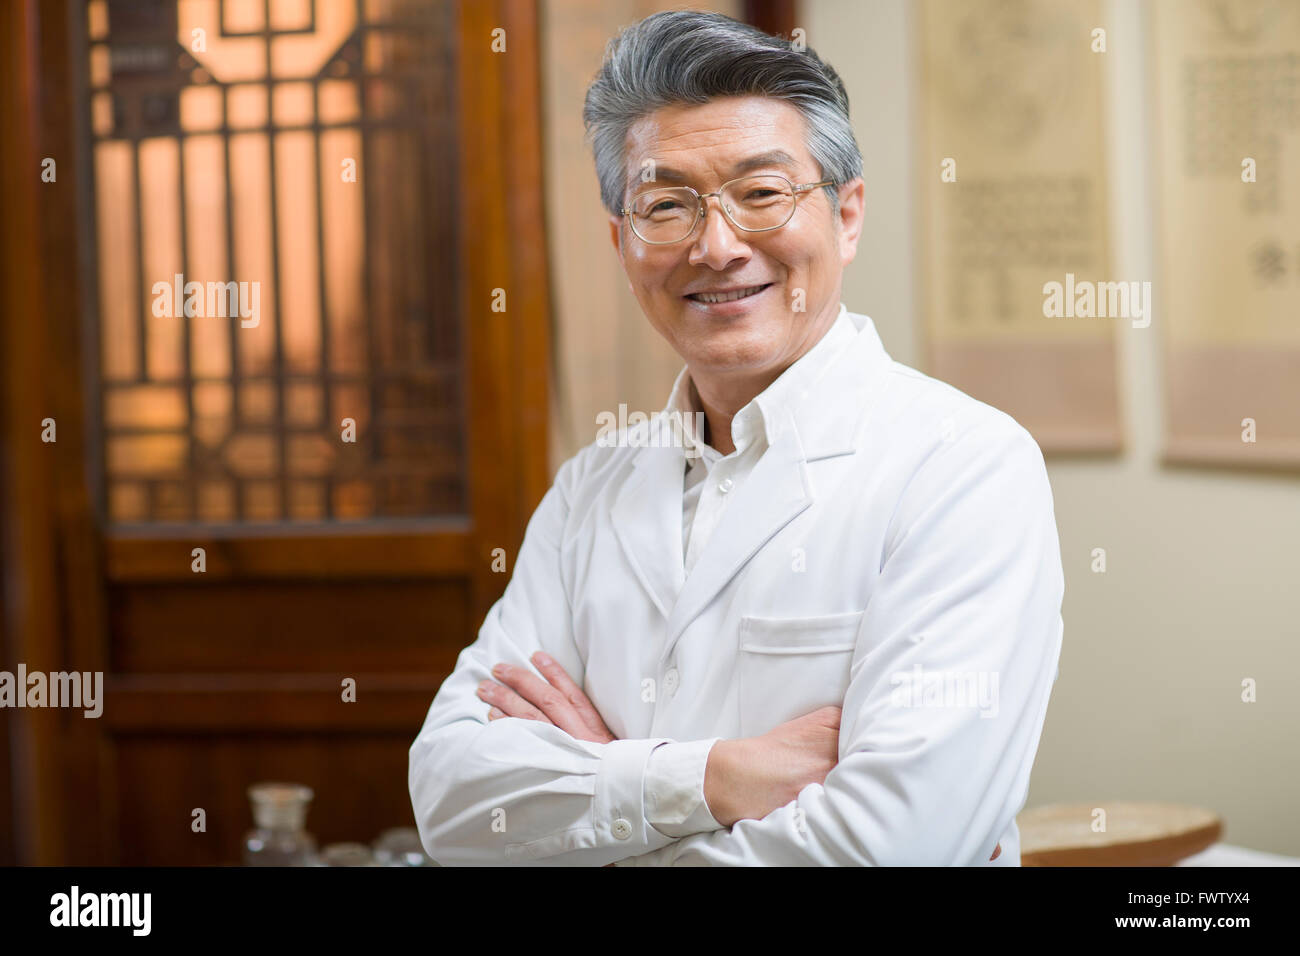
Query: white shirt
642 306 860 835
409 305 1065 865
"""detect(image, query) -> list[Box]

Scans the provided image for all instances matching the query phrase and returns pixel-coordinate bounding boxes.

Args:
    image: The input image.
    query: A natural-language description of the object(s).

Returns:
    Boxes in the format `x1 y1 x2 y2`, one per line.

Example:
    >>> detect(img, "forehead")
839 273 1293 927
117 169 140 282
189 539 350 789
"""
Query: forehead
624 95 812 186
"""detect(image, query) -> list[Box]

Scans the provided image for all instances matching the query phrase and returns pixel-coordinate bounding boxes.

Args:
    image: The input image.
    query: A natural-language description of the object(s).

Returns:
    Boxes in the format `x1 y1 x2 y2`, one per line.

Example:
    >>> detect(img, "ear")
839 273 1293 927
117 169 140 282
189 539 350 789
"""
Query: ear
835 177 866 266
607 213 625 265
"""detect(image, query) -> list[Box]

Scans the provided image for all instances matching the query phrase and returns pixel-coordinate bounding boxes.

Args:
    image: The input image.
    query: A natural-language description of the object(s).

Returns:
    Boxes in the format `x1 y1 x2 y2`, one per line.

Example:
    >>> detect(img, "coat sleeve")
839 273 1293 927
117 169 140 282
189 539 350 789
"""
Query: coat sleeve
616 419 1065 866
408 453 682 866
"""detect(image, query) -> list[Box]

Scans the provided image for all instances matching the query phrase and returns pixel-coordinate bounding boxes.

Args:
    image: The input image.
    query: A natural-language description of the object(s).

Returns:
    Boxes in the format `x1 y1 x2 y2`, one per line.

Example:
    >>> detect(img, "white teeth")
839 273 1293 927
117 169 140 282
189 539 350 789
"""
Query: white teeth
692 285 767 304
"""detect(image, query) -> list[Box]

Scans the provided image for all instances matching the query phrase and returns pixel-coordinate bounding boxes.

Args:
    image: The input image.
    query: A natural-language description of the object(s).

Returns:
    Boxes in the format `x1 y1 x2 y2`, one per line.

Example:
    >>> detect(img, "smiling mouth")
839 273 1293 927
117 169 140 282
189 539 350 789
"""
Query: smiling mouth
685 283 773 304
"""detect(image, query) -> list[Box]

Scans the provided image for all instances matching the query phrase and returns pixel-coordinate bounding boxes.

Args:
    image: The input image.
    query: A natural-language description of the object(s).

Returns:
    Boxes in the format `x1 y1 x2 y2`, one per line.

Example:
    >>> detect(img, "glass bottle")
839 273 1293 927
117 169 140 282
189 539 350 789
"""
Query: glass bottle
242 782 317 866
319 842 376 866
372 827 438 866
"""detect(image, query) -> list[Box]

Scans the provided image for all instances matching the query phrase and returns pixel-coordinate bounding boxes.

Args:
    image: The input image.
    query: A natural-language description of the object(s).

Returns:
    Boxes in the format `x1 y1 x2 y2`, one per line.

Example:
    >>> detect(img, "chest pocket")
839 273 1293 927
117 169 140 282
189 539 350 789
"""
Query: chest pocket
738 610 863 737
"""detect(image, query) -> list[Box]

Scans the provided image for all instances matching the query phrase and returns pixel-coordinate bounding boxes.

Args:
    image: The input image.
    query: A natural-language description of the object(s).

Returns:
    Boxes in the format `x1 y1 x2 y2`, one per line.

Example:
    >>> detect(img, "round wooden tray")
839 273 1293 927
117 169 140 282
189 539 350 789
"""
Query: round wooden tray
1018 802 1222 867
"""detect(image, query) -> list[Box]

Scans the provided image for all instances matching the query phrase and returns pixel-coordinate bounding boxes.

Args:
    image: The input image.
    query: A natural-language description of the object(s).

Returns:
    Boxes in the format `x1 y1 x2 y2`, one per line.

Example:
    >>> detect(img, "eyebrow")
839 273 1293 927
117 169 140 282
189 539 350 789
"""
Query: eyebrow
641 149 801 186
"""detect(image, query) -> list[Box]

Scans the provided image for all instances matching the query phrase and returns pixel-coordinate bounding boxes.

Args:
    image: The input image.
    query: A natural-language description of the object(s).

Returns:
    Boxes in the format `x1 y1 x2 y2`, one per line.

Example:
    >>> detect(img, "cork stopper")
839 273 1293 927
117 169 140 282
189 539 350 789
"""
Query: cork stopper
248 782 313 830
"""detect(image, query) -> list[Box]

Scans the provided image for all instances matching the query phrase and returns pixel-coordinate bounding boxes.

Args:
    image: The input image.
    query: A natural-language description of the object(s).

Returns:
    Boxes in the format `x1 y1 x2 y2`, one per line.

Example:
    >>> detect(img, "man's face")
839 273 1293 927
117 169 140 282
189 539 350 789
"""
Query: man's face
608 95 864 382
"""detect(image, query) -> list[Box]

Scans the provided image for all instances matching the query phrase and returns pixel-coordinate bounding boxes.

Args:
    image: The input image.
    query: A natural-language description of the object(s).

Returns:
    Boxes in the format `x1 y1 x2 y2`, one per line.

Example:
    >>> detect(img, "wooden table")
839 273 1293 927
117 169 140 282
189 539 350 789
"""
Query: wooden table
1019 802 1222 866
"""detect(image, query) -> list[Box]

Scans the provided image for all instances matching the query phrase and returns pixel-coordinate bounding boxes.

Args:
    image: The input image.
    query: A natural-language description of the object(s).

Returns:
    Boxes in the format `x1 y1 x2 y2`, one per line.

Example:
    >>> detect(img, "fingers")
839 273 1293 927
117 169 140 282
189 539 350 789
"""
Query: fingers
990 842 1002 861
477 675 549 723
530 651 613 740
797 705 840 727
484 662 588 735
771 705 840 736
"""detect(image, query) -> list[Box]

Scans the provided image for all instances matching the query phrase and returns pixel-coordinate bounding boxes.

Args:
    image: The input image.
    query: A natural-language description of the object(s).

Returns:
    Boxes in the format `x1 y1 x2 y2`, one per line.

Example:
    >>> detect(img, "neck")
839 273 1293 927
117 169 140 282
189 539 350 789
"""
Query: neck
691 375 761 457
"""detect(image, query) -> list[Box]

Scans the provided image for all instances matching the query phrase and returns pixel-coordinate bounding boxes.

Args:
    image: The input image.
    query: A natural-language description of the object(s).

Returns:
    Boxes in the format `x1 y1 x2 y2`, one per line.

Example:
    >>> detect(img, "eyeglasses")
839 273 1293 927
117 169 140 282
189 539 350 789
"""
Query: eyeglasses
620 174 834 245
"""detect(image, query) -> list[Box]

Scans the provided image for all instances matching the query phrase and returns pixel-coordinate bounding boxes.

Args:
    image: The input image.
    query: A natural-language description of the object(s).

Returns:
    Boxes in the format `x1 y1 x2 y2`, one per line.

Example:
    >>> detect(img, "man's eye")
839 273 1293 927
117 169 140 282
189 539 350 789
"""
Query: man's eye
647 199 686 215
742 189 781 202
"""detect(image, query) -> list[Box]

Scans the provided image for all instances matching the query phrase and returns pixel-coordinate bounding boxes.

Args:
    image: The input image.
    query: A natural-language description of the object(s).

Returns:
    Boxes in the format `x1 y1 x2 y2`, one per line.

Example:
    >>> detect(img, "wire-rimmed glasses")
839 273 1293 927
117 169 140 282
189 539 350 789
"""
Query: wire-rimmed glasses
620 174 834 244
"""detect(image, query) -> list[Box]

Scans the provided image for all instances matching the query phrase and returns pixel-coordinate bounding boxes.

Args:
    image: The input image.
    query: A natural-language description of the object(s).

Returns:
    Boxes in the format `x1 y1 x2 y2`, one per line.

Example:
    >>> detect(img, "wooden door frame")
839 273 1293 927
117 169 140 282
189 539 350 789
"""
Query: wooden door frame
0 0 84 868
0 0 551 865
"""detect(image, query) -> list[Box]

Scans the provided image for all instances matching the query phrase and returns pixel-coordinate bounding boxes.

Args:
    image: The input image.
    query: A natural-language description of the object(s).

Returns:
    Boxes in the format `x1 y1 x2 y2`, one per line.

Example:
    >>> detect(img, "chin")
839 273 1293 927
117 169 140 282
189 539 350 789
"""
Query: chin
683 326 783 374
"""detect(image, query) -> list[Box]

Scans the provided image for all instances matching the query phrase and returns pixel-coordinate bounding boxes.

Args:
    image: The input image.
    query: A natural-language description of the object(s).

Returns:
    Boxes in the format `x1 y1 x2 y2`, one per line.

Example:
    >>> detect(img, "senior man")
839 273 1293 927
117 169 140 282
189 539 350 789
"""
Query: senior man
409 10 1063 866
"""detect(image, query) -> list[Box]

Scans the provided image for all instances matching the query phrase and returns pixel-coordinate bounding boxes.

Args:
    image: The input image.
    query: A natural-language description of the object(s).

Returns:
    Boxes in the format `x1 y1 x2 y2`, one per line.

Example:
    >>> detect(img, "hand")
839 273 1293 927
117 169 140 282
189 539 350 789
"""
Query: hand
704 705 1001 861
477 651 618 744
704 705 843 827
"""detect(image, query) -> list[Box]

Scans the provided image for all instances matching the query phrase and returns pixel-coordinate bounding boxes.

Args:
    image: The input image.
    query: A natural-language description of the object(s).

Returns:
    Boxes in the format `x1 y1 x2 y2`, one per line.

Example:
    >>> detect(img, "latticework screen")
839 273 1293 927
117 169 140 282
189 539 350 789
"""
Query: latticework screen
86 0 464 524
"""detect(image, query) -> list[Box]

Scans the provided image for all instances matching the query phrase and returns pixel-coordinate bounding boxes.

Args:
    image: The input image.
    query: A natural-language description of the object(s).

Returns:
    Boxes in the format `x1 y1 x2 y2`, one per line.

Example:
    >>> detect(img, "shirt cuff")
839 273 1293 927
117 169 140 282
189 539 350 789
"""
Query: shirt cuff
643 738 725 838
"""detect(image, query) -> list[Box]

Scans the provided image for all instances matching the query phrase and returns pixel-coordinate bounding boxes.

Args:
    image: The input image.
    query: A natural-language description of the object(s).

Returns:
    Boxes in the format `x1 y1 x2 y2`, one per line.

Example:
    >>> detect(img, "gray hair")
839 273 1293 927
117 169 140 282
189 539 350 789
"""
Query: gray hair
582 10 862 220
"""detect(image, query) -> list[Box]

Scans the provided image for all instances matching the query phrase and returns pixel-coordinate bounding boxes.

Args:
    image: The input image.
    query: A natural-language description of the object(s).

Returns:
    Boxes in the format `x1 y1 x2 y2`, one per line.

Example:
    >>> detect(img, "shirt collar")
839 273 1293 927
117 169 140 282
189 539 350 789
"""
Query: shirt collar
663 302 855 459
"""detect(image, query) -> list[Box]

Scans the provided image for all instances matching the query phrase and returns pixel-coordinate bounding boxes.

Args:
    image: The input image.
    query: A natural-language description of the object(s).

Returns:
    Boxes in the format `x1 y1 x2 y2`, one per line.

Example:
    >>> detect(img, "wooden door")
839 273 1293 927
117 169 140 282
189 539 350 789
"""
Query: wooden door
0 0 550 865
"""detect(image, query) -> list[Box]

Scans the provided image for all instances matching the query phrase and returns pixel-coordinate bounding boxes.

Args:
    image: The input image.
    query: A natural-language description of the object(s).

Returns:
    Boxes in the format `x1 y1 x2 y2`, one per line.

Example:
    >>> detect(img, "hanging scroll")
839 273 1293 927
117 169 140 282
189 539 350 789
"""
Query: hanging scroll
1151 0 1300 468
917 0 1120 452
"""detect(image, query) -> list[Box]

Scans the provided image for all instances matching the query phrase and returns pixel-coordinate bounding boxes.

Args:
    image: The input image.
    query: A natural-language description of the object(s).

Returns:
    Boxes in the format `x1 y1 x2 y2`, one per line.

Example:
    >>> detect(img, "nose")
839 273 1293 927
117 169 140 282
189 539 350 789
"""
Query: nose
686 194 751 270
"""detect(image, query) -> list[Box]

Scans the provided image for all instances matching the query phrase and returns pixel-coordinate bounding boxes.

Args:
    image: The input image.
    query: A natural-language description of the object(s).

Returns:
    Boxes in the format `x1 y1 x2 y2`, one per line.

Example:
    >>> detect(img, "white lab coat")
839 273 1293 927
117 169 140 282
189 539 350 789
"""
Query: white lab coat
409 309 1064 866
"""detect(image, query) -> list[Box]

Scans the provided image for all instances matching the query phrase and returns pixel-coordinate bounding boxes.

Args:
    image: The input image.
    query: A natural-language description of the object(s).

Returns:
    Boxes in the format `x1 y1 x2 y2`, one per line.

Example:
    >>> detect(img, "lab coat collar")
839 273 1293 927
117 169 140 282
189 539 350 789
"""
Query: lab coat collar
793 306 892 461
610 307 894 646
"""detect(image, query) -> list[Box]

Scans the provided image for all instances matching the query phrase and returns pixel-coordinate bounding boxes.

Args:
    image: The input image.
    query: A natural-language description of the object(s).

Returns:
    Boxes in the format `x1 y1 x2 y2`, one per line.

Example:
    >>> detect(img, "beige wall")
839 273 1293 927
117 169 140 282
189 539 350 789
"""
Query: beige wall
543 0 1300 854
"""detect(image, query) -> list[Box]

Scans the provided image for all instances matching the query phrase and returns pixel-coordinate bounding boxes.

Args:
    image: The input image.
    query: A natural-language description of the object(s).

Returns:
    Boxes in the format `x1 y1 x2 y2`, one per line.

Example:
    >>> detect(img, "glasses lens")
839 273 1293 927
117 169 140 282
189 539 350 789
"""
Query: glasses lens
721 176 795 231
628 188 698 243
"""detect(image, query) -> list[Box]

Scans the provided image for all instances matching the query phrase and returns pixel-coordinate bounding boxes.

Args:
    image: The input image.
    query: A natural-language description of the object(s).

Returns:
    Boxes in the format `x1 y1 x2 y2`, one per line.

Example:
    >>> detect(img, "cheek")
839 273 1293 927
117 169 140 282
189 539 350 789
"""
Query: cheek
625 251 679 298
777 239 833 290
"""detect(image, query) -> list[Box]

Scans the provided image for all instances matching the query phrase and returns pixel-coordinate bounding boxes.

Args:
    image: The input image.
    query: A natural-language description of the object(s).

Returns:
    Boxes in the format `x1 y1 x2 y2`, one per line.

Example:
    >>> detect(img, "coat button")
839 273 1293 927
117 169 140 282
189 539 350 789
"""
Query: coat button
718 477 733 494
663 668 679 696
611 818 632 840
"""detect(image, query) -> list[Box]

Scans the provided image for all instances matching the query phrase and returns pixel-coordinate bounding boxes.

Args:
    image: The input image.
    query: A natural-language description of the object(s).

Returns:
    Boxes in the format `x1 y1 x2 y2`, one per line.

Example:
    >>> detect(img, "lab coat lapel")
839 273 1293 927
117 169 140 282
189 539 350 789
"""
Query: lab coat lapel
658 313 895 662
610 427 686 621
661 411 813 661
